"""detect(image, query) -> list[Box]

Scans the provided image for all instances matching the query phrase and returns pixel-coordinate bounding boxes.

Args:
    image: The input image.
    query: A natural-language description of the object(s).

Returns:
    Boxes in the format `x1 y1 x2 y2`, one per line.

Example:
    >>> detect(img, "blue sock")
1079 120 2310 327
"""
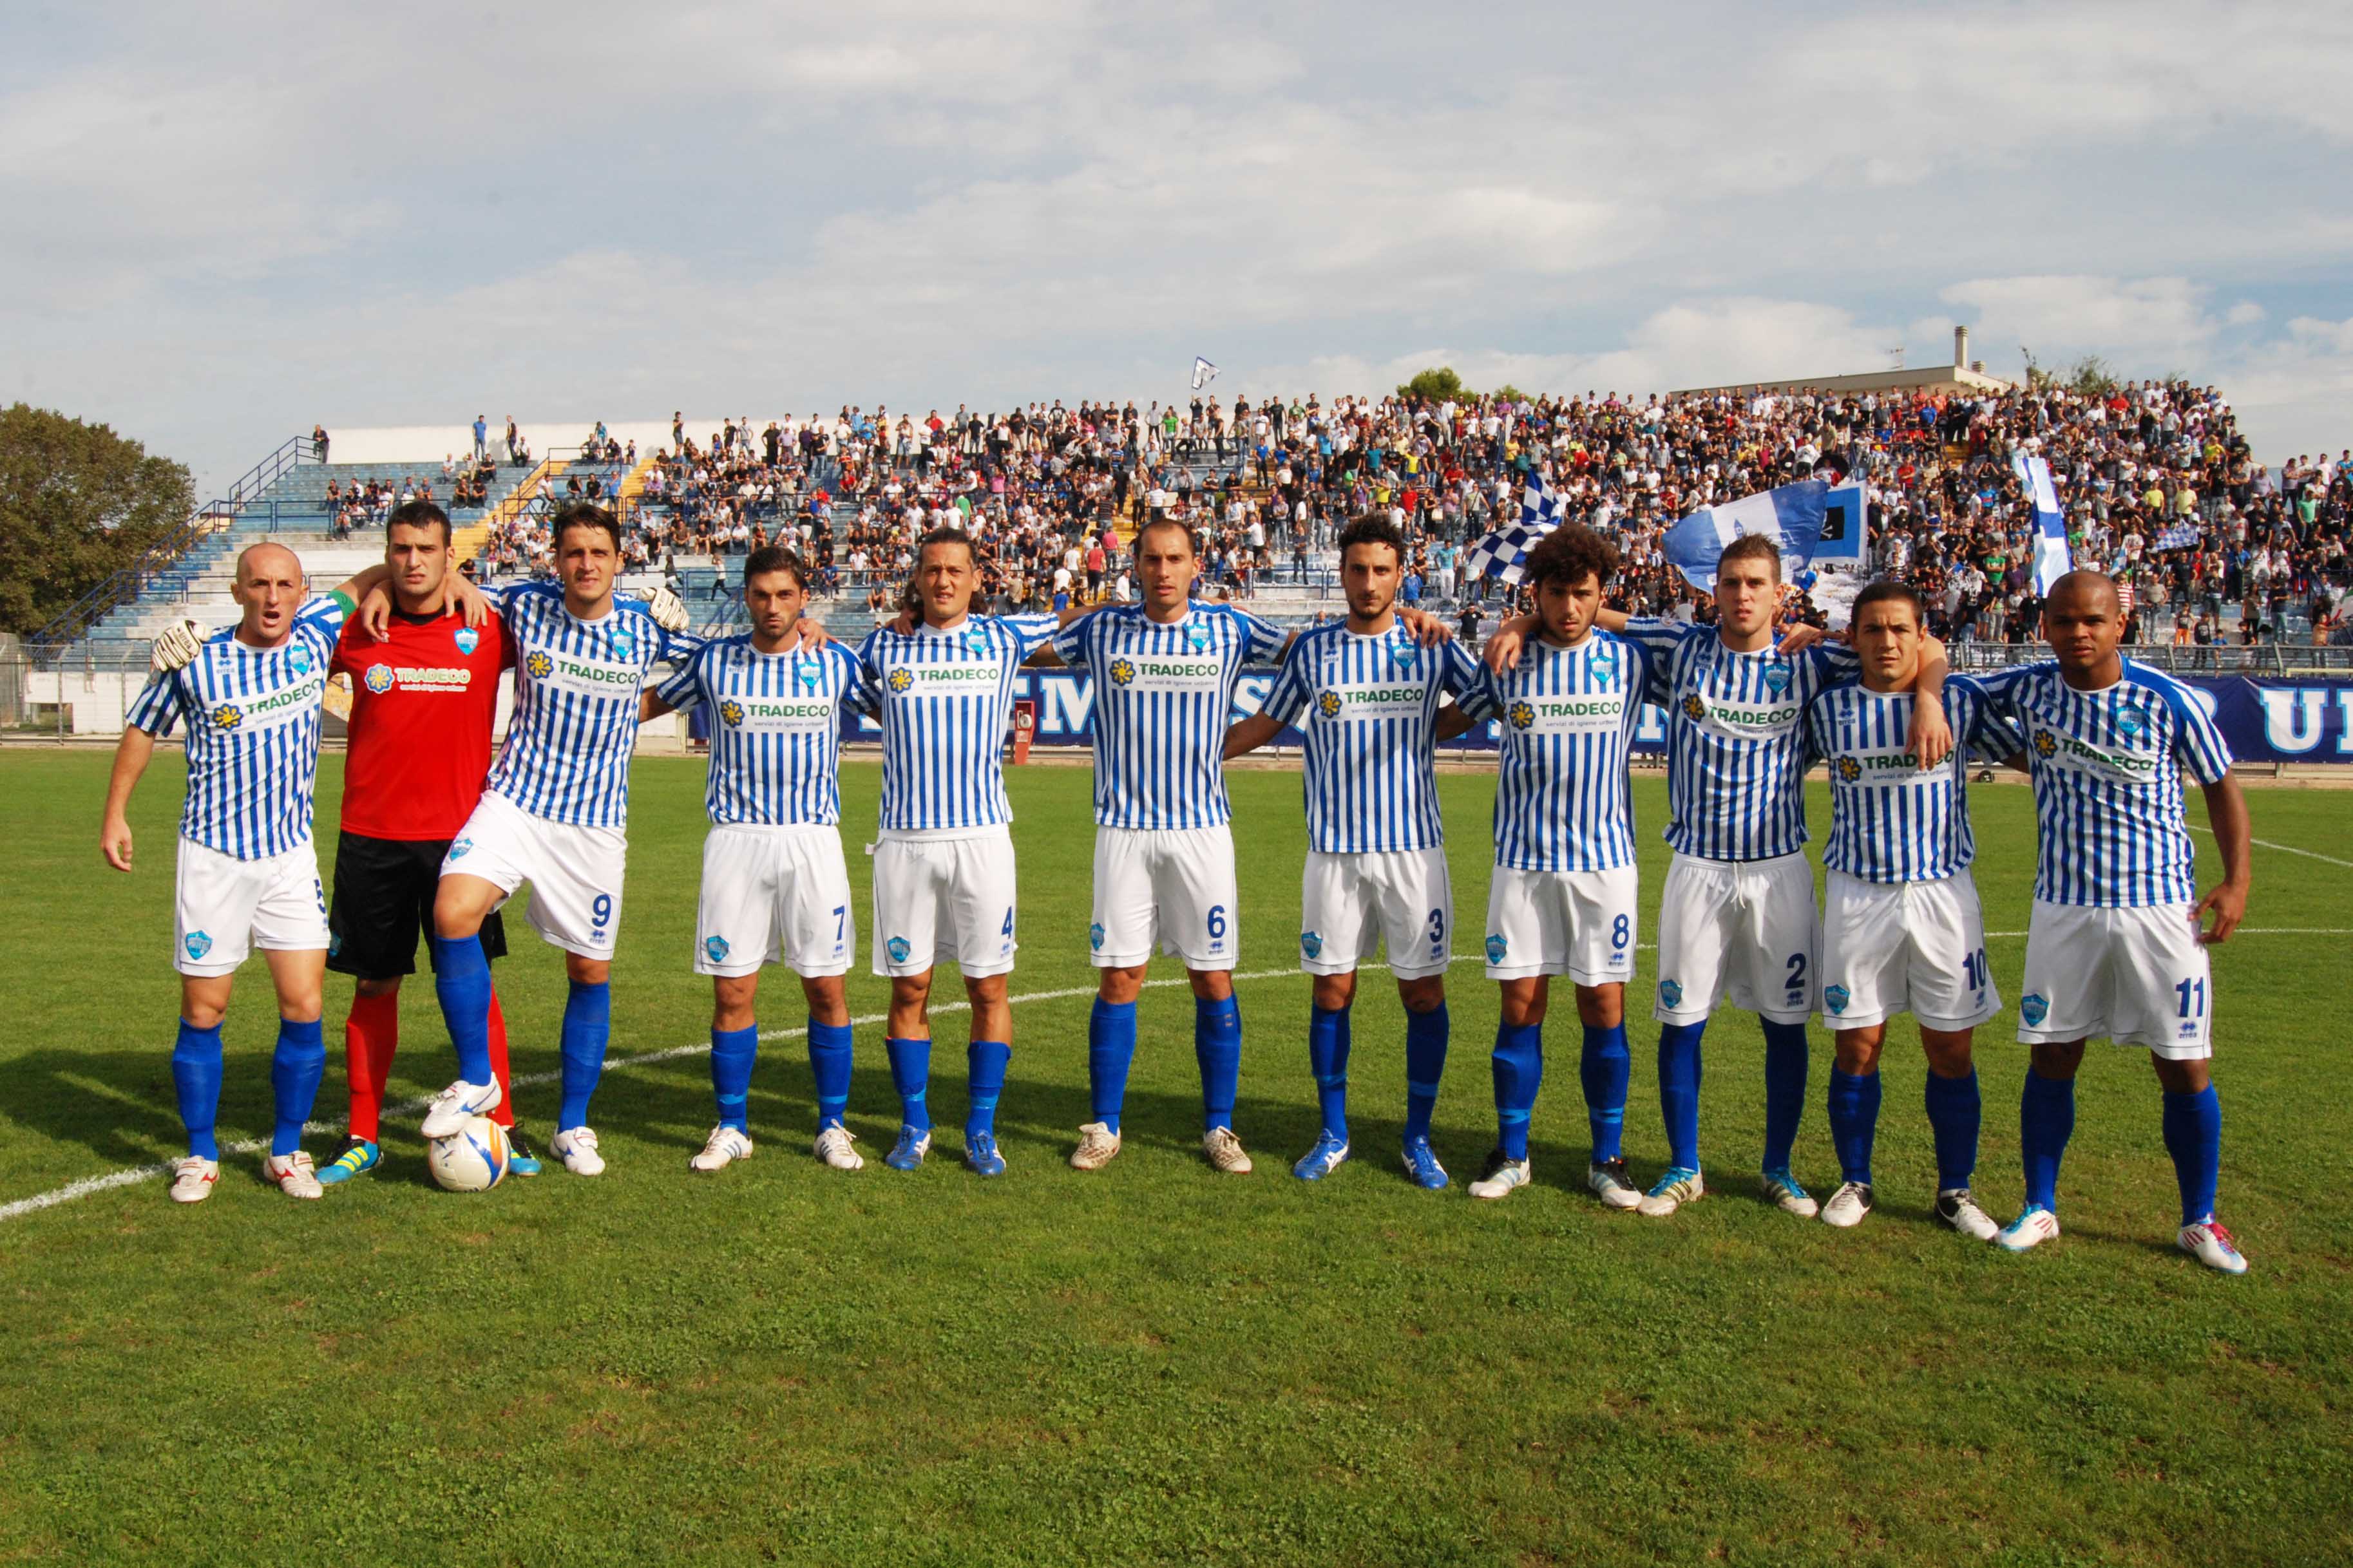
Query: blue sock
1580 1024 1630 1164
1307 1005 1351 1141
1761 1019 1810 1173
171 1019 224 1160
1087 998 1138 1133
428 932 494 1083
2019 1068 2075 1211
1194 995 1241 1132
1924 1068 1981 1191
1403 1003 1449 1142
967 1040 1010 1138
269 1017 325 1157
808 1019 853 1130
2161 1084 2222 1226
556 979 611 1131
886 1037 931 1131
1658 1022 1705 1171
1826 1069 1880 1185
1490 1021 1542 1162
710 1024 757 1131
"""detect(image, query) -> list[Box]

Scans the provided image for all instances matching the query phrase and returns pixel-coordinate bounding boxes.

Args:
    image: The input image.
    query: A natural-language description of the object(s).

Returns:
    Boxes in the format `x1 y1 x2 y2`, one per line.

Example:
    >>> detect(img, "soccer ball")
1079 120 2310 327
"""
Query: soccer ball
426 1116 510 1192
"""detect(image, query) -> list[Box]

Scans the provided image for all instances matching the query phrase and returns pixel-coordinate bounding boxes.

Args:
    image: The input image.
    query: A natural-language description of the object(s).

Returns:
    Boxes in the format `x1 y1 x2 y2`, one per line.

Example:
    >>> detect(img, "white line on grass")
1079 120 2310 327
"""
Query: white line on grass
2189 823 2353 869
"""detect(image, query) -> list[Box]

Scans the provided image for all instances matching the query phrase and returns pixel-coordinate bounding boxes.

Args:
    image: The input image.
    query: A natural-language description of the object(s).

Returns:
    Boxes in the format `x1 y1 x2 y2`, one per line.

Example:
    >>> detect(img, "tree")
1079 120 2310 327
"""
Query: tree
0 404 193 636
2019 348 2120 398
1489 384 1530 406
1396 366 1475 404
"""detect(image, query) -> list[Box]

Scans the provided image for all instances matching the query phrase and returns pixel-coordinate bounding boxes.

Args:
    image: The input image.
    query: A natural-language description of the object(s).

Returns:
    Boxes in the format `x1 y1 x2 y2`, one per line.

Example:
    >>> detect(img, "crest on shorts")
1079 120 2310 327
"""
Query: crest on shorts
2021 993 2049 1026
705 935 730 963
886 935 912 965
1300 930 1323 959
1824 984 1850 1015
1836 755 1862 783
611 627 636 660
1659 978 1683 1009
211 703 243 730
328 932 341 958
1682 694 1706 722
526 650 555 680
364 663 395 695
719 699 746 728
454 627 480 655
184 930 213 961
1485 934 1507 964
1317 690 1343 720
2032 728 2058 759
1762 659 1791 695
888 667 915 694
1109 657 1138 688
1089 922 1105 951
448 837 473 860
1507 699 1536 732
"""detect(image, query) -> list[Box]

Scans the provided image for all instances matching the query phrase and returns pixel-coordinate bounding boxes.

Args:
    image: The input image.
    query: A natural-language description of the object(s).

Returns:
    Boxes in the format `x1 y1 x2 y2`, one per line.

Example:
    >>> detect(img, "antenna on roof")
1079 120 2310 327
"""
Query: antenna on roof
1887 346 1906 370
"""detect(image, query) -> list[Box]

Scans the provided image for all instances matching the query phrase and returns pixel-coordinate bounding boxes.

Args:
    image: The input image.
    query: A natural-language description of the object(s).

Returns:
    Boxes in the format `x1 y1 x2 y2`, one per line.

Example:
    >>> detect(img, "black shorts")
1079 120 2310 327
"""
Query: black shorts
328 831 507 979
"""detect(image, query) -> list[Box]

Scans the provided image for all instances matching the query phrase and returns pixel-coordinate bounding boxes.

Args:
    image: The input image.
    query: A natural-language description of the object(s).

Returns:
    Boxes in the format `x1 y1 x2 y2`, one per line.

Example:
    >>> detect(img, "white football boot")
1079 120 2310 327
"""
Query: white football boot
2178 1219 2249 1276
1996 1204 2061 1252
421 1077 503 1138
263 1150 323 1200
1587 1159 1643 1210
1069 1121 1122 1171
1934 1188 2000 1242
1637 1167 1704 1217
1469 1152 1532 1200
1201 1127 1253 1174
1820 1180 1873 1229
168 1155 219 1205
551 1126 605 1176
689 1125 753 1172
1760 1169 1820 1219
814 1125 863 1171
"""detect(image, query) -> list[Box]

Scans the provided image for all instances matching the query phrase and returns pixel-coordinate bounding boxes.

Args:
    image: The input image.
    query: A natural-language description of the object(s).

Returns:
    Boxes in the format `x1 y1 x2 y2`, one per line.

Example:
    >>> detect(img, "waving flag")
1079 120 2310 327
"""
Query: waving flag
2010 453 2073 593
1465 473 1565 583
1663 478 1830 592
1190 356 1219 391
2153 522 2200 552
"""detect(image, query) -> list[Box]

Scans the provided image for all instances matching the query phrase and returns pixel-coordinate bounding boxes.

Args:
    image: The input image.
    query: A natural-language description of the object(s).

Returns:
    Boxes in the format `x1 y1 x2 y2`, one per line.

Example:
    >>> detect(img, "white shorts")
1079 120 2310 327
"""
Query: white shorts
441 791 627 958
1653 851 1820 1025
1300 846 1453 981
1820 867 2000 1032
1091 825 1240 970
870 828 1018 979
173 836 329 977
696 824 854 978
2017 900 2214 1059
1483 863 1640 986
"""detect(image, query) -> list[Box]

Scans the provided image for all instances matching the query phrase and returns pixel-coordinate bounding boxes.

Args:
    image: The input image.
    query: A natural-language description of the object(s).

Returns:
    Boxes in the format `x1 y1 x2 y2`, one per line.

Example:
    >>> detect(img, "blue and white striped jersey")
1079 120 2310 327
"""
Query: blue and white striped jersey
1457 628 1652 873
1053 603 1287 830
656 638 871 828
857 613 1059 836
483 584 694 829
1973 659 2232 907
1806 674 2023 884
1623 621 1856 862
125 593 350 860
1257 621 1483 854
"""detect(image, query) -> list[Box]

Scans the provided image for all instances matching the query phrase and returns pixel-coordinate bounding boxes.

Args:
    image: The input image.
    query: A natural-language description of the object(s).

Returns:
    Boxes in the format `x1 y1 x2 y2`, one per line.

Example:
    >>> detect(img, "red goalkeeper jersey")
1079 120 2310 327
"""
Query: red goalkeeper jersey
332 606 512 840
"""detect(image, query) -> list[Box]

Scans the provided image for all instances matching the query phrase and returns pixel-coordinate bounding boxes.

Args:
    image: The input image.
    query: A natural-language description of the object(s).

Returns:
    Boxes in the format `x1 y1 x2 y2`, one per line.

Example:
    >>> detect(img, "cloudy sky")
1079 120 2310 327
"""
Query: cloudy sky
6 0 2349 491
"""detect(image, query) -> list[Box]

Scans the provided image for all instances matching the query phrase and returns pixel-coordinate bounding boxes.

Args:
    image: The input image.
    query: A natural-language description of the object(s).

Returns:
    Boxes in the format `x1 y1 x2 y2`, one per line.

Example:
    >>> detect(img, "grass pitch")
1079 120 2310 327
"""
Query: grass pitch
1 748 2348 1566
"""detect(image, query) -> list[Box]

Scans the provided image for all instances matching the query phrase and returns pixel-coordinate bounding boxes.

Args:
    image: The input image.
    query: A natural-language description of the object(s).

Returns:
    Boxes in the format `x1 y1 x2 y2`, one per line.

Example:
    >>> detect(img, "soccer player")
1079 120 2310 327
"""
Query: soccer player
408 504 698 1176
1450 525 1653 1205
101 543 419 1202
641 545 871 1173
318 500 533 1184
857 527 1062 1177
1223 514 1484 1188
1803 580 2020 1236
1485 533 1951 1219
1973 571 2253 1273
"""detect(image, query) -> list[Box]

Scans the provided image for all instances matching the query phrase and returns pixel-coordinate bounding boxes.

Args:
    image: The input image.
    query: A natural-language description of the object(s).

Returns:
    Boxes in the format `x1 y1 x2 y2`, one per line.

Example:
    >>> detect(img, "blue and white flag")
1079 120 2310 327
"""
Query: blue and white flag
1810 482 1869 565
1663 478 1829 592
1190 356 1219 391
1465 472 1564 583
2010 453 2073 593
2153 522 2200 552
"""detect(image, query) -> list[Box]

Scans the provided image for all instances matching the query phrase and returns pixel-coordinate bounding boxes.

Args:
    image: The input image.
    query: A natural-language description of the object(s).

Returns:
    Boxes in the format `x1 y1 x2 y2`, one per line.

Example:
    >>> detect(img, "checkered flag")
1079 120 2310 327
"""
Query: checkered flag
1465 473 1564 583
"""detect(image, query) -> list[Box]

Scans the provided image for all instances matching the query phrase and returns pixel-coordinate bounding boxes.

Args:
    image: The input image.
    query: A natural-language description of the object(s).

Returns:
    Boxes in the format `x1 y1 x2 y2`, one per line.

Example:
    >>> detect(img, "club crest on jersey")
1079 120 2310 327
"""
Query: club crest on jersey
1317 690 1344 720
2114 706 2146 739
2021 993 2050 1026
1108 657 1138 688
454 627 480 655
1824 984 1850 1015
1390 643 1418 671
1659 979 1683 1008
1507 700 1537 732
1836 755 1863 782
705 936 730 963
1485 934 1508 964
363 663 395 694
184 930 213 961
1588 652 1617 684
796 657 823 690
211 704 243 730
448 837 473 860
1300 930 1323 959
1089 922 1105 951
719 699 746 728
886 935 912 965
288 646 315 675
1186 624 1211 652
888 667 915 694
526 650 555 680
611 627 636 660
1762 659 1791 695
964 628 989 655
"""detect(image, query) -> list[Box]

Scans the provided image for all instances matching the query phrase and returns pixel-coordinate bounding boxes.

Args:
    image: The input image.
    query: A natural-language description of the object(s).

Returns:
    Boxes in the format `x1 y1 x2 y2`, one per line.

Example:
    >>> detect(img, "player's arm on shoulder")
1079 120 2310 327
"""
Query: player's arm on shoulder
1481 613 1538 673
1905 636 1952 766
100 723 160 872
1398 604 1454 645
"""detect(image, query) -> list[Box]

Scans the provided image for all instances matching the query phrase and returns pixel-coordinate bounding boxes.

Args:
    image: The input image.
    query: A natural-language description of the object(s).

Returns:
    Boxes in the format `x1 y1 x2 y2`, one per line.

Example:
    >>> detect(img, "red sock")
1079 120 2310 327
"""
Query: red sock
486 988 515 1129
345 990 399 1144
